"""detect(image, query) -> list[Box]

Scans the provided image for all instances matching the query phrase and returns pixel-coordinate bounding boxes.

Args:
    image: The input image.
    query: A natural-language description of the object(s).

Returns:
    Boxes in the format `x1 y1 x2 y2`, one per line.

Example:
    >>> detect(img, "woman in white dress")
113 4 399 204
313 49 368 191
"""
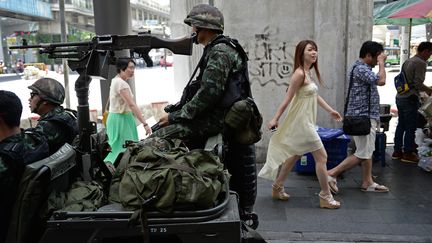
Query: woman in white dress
258 40 342 209
104 58 152 163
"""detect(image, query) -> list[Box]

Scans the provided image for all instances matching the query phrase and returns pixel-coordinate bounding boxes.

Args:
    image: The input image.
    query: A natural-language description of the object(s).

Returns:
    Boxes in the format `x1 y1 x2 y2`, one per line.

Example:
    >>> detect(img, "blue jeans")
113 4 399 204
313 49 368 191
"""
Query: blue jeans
394 95 420 153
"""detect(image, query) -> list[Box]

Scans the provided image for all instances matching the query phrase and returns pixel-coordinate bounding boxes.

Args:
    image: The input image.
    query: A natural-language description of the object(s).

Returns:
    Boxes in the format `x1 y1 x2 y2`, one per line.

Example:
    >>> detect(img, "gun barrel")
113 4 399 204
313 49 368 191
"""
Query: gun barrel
9 40 91 50
40 47 79 54
48 54 83 59
102 34 193 56
9 44 45 49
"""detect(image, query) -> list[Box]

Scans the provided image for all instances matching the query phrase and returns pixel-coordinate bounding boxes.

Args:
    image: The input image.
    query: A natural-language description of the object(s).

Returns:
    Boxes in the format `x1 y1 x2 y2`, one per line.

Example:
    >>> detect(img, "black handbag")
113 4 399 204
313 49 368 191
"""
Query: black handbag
343 116 371 136
342 65 371 136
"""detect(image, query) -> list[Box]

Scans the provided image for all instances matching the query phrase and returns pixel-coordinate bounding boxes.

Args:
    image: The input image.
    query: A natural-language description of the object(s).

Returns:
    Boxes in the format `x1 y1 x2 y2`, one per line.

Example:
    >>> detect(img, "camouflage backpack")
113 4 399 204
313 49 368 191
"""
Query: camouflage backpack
110 137 227 213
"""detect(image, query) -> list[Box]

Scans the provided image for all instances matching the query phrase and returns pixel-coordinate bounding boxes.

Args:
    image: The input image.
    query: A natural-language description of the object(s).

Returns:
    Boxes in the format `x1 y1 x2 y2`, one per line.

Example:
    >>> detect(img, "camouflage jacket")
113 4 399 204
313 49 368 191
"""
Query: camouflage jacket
29 106 78 155
168 35 246 131
0 130 49 242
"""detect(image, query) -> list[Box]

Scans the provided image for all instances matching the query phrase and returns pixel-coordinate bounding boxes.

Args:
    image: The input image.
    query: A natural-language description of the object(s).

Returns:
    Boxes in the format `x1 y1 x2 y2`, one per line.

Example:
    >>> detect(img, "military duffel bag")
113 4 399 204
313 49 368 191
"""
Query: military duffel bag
113 137 227 213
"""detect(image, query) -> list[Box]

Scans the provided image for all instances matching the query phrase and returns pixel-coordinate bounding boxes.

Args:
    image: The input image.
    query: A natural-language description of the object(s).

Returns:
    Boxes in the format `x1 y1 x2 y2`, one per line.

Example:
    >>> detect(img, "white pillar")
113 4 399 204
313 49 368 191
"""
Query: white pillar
400 26 410 67
170 0 206 101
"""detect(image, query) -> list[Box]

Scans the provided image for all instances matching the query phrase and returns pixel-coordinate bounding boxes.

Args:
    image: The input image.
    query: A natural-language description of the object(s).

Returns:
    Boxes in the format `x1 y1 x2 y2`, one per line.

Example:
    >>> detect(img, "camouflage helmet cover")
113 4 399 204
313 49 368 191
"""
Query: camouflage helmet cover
184 4 224 32
28 78 65 105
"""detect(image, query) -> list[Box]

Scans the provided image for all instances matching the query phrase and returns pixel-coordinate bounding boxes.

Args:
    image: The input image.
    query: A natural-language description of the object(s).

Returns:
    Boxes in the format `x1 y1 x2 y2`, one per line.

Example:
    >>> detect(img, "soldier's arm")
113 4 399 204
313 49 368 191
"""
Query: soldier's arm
27 121 61 144
169 48 231 123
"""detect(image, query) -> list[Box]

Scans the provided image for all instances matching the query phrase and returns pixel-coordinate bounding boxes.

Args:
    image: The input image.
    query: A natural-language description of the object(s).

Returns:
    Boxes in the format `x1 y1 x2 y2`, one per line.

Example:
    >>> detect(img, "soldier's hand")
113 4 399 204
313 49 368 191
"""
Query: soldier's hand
144 125 152 135
158 115 169 127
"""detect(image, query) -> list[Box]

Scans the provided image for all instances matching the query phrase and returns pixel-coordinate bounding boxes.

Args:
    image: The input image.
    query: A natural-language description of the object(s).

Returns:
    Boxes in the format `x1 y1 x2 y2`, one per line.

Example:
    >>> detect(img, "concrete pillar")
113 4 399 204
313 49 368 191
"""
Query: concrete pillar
170 0 206 101
0 25 4 61
60 0 71 109
93 0 133 110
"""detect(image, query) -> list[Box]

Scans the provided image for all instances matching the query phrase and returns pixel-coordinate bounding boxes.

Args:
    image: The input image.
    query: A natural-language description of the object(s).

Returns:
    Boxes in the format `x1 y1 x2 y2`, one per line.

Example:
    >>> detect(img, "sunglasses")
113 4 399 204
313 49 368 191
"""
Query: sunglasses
30 92 39 98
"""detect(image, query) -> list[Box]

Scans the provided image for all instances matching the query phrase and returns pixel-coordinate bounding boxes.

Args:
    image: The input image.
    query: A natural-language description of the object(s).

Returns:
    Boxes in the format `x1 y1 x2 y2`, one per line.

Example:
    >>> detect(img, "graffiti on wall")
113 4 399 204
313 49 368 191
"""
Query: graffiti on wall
243 26 294 87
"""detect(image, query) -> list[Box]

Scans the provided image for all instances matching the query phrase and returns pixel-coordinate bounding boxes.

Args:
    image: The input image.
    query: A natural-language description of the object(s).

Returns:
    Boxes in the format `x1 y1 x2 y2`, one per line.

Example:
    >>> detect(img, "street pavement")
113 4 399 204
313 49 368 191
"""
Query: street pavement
256 149 432 243
1 65 432 242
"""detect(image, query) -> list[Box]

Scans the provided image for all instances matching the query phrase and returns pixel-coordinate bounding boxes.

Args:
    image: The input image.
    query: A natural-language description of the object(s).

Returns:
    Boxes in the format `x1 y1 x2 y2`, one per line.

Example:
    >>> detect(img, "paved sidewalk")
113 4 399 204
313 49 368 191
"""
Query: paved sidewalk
254 148 432 242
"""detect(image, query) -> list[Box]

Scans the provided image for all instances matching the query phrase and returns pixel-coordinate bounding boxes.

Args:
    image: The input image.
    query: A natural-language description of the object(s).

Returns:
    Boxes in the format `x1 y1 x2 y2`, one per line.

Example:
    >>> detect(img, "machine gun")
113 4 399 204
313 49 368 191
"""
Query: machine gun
10 33 194 183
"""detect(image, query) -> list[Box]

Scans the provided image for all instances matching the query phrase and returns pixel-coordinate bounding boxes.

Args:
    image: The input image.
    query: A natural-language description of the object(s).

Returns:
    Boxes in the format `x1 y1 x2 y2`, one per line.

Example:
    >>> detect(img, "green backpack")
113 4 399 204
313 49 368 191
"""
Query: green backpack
111 137 227 213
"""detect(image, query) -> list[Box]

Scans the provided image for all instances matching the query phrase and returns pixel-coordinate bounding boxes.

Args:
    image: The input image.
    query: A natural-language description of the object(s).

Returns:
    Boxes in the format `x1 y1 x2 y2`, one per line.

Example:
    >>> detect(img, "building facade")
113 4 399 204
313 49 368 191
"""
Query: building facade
0 0 170 70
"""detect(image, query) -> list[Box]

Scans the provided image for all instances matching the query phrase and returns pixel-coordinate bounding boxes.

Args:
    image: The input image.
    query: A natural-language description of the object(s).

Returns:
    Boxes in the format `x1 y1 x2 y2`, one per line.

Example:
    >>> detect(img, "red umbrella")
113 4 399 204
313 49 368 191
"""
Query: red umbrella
390 0 432 19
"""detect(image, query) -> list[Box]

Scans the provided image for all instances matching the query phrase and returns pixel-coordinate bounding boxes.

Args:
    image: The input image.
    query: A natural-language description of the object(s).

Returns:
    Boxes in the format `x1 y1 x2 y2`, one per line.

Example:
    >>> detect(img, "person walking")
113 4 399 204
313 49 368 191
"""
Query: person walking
104 58 151 164
392 42 432 163
327 41 389 194
258 40 342 209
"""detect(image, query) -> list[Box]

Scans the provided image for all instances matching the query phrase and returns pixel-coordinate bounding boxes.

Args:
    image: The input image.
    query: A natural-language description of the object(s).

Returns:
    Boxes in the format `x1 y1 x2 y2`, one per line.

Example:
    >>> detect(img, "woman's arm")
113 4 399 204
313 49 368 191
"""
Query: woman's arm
317 95 334 113
317 95 342 122
119 88 151 134
267 69 304 130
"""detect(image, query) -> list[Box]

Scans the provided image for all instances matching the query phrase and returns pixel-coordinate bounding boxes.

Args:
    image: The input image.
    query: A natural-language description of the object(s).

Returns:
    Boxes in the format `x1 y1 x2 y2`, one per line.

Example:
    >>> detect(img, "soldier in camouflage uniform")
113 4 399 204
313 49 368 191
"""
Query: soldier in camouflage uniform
27 78 78 154
152 4 246 146
0 90 49 242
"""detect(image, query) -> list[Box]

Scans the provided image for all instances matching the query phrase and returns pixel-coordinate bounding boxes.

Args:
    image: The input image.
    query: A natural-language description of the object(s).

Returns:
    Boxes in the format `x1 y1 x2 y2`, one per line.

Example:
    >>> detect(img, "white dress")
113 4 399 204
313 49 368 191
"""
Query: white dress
258 74 323 180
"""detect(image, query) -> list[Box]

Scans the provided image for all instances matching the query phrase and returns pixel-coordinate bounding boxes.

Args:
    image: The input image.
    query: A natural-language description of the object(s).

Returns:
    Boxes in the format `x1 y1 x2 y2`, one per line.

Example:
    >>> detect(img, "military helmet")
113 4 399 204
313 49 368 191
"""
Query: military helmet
28 78 65 105
184 4 224 32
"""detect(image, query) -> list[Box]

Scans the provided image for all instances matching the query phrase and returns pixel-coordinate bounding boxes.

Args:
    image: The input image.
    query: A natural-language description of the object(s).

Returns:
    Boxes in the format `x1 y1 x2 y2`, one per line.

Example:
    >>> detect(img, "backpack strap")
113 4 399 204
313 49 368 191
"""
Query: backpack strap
211 36 252 99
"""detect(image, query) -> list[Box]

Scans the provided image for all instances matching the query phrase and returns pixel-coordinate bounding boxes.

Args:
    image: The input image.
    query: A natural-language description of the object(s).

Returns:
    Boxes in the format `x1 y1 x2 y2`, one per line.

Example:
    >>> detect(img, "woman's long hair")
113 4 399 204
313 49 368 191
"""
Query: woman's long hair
293 40 322 85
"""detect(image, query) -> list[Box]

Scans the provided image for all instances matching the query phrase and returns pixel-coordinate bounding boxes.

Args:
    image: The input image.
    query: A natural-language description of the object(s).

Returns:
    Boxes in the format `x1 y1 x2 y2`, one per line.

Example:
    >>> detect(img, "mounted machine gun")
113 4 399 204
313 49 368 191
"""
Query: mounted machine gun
10 33 194 182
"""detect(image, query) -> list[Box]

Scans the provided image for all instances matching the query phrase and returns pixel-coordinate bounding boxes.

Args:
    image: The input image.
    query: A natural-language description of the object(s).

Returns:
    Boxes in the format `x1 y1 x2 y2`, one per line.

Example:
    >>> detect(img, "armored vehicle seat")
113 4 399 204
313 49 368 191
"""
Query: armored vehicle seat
6 143 76 243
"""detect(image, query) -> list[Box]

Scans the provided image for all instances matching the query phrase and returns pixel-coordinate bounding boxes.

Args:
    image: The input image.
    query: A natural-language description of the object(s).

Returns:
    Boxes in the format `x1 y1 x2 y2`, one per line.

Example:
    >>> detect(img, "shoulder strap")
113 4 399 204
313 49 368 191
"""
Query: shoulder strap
212 36 252 99
184 35 228 87
211 35 249 62
400 61 412 85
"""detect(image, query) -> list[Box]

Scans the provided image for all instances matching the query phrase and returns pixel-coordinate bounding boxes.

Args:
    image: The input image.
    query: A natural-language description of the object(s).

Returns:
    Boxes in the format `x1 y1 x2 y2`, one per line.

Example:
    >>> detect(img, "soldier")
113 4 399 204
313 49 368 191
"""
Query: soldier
0 90 49 242
152 4 259 222
27 78 79 154
153 4 246 147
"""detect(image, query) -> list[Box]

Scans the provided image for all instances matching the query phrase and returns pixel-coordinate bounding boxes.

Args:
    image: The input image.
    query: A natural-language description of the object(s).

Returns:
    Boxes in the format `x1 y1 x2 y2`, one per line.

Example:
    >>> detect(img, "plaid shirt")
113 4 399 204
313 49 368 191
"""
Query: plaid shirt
344 60 380 121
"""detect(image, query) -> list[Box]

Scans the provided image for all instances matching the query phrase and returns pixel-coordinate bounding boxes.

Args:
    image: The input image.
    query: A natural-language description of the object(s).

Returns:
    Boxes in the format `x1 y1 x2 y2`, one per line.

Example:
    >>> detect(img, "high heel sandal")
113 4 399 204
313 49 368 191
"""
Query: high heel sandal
272 184 290 201
319 192 340 209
